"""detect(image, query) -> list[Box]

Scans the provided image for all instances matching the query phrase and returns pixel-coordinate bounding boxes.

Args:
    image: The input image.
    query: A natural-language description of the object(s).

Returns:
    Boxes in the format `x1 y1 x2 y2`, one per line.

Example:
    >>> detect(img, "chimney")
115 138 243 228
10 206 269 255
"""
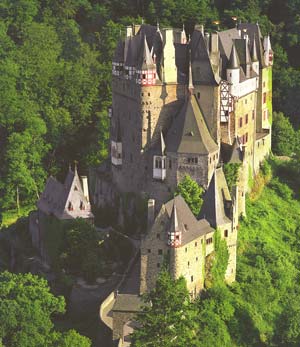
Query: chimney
210 32 219 53
81 176 90 202
126 26 133 38
147 199 155 228
195 24 204 35
205 32 210 52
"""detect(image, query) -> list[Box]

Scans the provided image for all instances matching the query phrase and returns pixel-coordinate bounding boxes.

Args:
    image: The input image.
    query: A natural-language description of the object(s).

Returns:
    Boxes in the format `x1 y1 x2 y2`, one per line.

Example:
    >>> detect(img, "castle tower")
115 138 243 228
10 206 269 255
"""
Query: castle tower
227 44 240 86
251 36 259 75
136 35 156 86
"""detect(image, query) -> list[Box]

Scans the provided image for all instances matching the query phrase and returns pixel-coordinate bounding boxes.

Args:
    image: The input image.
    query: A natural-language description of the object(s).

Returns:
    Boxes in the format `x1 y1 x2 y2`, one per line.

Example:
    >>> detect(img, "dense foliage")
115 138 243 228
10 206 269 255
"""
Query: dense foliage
132 160 300 346
0 271 91 347
42 218 134 282
223 163 241 192
175 175 204 216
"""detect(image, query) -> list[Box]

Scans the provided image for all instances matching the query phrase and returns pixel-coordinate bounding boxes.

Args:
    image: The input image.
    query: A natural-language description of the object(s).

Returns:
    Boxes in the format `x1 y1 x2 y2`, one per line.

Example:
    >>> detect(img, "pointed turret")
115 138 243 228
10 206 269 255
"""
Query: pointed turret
263 34 273 66
188 53 194 95
251 36 259 75
136 34 156 85
168 199 181 248
160 131 166 156
228 44 239 69
245 42 252 77
251 36 258 62
227 43 240 85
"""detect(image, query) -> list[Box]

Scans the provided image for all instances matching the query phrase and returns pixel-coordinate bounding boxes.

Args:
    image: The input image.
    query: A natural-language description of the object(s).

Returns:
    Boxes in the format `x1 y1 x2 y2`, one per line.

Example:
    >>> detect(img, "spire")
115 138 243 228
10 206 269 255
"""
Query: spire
188 50 194 94
228 44 239 69
160 130 166 155
142 35 155 69
170 202 179 232
251 36 258 62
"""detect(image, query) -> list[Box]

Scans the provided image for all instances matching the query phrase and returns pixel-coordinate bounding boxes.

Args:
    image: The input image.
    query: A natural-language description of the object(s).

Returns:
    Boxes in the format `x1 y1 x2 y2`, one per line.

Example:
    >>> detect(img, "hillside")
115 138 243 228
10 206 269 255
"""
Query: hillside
131 160 300 347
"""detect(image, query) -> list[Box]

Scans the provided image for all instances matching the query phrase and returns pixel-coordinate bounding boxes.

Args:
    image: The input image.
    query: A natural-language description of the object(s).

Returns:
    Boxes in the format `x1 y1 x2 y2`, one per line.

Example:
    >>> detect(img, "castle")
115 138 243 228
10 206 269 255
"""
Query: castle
94 21 273 345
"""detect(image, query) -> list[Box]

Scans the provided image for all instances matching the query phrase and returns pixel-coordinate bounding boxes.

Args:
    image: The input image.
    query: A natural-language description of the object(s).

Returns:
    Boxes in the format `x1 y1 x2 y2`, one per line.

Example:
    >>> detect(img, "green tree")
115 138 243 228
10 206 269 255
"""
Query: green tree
0 271 91 347
175 175 204 216
272 112 296 156
131 270 198 347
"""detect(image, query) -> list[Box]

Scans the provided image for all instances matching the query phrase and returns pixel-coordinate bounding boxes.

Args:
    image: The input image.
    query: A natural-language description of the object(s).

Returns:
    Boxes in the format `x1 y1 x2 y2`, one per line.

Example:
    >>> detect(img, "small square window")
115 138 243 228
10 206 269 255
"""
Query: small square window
156 233 160 239
147 249 151 253
224 230 228 238
158 249 163 255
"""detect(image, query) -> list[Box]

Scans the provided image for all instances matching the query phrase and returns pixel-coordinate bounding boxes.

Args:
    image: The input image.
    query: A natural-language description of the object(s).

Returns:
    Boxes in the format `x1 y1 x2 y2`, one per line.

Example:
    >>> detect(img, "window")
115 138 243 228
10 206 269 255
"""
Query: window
169 159 172 169
148 93 150 96
80 201 85 210
147 249 151 253
188 157 198 164
224 230 228 237
185 247 187 253
158 249 163 255
195 242 198 247
176 235 180 240
68 201 73 211
245 132 248 143
188 261 190 267
239 117 243 128
245 114 248 124
155 157 162 169
142 74 146 79
156 233 160 239
197 92 200 99
191 275 194 282
196 257 198 261
206 237 213 245
263 92 267 104
157 263 160 268
252 110 255 120
74 186 78 191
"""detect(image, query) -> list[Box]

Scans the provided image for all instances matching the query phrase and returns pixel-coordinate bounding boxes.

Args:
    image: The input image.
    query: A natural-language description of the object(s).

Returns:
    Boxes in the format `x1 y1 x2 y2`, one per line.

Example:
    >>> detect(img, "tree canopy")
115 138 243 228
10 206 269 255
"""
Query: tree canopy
0 271 91 347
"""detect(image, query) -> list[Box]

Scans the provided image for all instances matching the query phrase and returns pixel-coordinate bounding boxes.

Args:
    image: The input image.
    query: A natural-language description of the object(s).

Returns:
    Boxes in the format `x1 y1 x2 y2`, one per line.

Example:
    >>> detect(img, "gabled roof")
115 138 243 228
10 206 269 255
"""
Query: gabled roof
37 167 93 220
164 195 213 245
166 95 218 155
199 167 232 228
229 138 244 164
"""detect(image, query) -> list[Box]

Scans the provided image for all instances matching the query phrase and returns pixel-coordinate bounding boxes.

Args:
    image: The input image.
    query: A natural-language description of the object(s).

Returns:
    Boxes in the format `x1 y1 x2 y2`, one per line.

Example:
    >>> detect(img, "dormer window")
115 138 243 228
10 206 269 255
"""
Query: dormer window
68 201 73 211
153 155 166 180
80 201 85 210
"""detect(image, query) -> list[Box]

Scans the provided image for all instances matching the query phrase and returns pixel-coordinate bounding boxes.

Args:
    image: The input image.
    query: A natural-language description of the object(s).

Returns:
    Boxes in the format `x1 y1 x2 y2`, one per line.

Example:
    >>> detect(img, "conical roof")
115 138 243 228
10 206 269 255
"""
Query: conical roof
251 36 258 62
199 168 232 228
139 35 155 70
228 44 240 69
166 95 218 155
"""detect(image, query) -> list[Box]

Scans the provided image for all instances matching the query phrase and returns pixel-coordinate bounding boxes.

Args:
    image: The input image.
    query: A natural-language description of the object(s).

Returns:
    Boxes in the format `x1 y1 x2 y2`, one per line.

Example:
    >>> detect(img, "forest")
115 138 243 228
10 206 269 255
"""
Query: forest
1 0 300 211
1 1 300 346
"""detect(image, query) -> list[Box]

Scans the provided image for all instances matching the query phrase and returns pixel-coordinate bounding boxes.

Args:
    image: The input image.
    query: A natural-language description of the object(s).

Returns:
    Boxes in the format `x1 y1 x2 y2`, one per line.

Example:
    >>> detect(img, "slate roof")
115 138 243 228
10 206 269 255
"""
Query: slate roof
190 29 219 85
199 168 232 228
229 138 244 164
238 23 266 68
113 40 125 63
112 294 144 312
166 95 218 155
165 195 214 245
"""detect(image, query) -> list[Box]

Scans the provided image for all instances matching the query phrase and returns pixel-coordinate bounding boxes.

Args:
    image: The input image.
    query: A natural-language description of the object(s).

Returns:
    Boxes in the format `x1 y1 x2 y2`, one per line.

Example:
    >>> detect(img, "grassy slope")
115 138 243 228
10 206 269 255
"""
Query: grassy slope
230 174 300 346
